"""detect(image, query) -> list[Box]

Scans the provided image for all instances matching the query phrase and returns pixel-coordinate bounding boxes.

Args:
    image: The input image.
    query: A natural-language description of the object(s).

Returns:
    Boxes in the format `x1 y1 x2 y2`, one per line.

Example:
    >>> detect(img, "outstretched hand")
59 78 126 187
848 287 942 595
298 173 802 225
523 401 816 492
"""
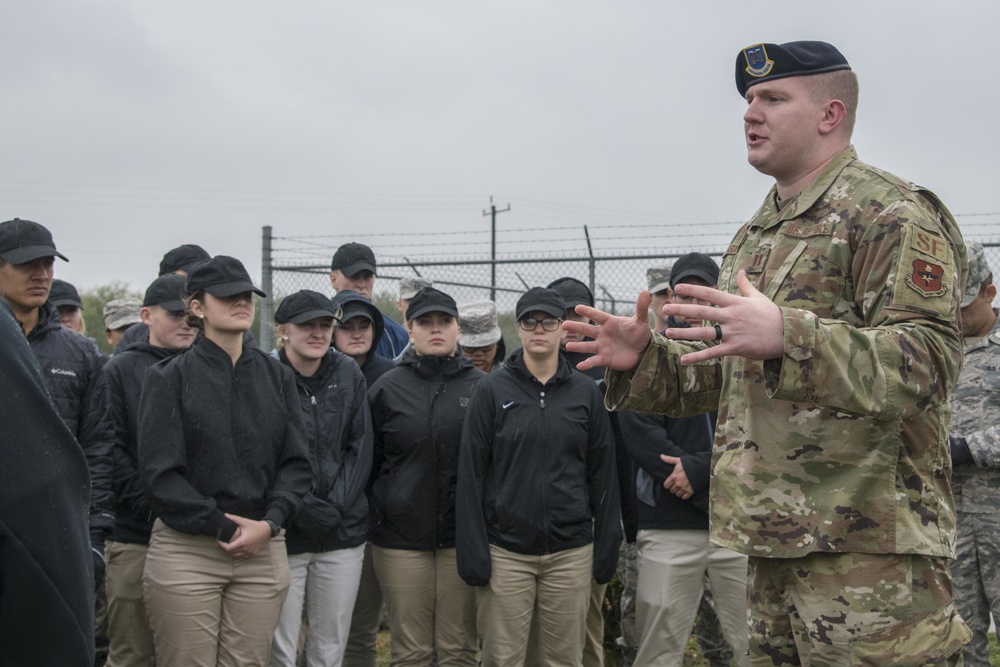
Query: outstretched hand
563 291 654 372
663 270 783 364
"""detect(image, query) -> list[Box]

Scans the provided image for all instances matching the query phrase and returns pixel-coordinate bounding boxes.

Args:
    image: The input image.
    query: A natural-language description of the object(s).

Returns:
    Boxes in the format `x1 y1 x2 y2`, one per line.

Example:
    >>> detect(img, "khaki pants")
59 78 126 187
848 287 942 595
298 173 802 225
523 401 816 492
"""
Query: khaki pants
477 543 593 667
344 542 384 667
105 540 154 667
372 545 477 666
525 580 607 667
143 520 290 667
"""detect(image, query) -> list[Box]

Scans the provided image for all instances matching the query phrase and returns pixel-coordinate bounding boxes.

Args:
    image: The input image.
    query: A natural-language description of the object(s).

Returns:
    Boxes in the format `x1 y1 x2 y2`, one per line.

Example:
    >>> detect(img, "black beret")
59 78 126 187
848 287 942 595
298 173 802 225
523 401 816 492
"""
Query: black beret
736 41 851 98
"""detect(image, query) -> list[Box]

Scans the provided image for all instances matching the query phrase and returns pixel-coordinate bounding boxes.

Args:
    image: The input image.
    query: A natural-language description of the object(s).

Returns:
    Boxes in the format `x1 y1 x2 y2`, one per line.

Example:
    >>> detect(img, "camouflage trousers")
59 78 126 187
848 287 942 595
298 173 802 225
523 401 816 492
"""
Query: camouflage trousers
749 552 971 666
616 540 638 666
952 511 1000 667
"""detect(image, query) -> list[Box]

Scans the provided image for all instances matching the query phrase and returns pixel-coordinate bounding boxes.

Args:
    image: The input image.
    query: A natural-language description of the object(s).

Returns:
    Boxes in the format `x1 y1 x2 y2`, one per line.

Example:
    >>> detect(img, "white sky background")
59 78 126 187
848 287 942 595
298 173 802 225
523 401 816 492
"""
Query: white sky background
1 1 997 293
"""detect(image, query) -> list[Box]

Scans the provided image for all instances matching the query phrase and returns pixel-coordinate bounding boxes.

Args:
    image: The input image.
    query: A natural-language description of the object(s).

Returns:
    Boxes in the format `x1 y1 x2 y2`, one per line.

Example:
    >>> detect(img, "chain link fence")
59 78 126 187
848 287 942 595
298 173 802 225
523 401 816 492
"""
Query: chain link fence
259 226 1000 352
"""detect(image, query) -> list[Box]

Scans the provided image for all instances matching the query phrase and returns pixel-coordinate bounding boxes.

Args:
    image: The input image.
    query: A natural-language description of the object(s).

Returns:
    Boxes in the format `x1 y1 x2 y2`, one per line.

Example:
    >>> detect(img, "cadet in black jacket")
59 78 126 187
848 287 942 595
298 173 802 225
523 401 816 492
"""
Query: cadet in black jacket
0 218 114 590
103 274 195 667
368 287 484 667
138 256 311 667
457 287 621 667
269 290 374 667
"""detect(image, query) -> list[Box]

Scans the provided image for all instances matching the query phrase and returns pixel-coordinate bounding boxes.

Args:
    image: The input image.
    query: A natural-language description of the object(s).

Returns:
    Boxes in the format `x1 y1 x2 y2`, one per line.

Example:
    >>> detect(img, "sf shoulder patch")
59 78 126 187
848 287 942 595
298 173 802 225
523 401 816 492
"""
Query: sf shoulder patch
891 223 955 317
744 45 773 78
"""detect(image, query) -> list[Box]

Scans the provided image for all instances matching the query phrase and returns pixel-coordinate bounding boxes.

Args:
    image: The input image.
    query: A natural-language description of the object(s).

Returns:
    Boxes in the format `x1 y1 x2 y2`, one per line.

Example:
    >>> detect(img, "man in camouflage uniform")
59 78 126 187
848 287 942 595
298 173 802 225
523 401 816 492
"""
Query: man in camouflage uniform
950 241 1000 666
565 41 971 665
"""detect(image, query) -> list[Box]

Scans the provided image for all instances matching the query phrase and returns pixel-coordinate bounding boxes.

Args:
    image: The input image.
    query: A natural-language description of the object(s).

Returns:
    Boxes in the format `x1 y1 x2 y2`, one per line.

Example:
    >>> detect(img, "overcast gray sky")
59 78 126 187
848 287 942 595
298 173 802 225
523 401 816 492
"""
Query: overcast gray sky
1 1 997 293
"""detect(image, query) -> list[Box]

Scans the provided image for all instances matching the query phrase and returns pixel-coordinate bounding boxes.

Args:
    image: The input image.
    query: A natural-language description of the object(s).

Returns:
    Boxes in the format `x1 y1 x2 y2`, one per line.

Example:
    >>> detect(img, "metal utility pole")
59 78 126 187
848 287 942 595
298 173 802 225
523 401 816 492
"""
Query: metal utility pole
260 225 274 351
482 196 511 300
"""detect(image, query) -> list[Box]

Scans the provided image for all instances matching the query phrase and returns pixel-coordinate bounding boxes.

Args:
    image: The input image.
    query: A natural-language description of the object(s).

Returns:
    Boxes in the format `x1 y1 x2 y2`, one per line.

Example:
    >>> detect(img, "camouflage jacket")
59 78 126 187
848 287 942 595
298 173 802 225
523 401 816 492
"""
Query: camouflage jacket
950 312 1000 514
607 147 967 559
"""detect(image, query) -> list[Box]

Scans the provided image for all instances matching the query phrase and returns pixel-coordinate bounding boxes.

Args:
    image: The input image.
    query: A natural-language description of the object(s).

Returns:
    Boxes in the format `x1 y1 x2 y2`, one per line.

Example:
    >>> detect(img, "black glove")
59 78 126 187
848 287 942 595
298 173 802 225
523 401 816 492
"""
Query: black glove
91 533 106 590
949 436 974 467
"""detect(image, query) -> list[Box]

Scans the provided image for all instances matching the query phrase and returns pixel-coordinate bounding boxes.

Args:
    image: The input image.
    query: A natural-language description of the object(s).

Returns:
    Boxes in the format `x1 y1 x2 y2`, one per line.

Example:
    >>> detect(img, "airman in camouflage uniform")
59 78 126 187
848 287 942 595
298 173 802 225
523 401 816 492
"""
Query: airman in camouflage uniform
949 241 1000 666
564 40 971 665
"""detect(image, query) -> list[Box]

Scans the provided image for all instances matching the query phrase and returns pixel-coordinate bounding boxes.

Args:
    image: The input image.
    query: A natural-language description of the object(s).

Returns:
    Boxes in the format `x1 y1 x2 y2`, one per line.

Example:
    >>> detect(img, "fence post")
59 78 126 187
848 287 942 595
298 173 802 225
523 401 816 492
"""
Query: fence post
260 225 274 351
584 225 596 297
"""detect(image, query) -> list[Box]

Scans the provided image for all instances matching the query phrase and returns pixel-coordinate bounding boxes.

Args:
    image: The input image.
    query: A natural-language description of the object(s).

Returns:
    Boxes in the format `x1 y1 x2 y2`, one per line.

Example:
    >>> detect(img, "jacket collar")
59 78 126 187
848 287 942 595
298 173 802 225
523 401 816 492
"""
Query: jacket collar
508 347 574 385
752 145 858 231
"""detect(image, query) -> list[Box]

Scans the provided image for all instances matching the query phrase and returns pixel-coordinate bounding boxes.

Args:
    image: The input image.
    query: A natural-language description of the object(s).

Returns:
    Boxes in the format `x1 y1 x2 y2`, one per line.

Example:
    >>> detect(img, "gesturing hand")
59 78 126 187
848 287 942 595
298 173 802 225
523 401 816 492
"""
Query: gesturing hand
564 291 654 372
663 270 784 364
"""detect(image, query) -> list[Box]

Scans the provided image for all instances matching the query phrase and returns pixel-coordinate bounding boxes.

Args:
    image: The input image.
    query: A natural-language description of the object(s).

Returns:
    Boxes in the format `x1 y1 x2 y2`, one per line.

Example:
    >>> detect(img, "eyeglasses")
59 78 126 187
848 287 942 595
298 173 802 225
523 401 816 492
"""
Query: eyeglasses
461 343 496 354
517 317 562 332
671 293 709 305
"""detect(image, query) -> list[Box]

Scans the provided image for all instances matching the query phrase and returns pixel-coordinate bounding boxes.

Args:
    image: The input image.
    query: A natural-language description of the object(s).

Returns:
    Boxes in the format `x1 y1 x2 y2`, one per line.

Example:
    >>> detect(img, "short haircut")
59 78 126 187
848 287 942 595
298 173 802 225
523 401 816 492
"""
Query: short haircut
807 69 859 137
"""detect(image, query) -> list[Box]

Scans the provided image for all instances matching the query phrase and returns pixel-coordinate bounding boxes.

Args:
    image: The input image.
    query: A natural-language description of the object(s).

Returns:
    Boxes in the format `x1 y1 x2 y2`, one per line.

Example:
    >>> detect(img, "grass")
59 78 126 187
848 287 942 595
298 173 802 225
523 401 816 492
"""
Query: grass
374 629 1000 666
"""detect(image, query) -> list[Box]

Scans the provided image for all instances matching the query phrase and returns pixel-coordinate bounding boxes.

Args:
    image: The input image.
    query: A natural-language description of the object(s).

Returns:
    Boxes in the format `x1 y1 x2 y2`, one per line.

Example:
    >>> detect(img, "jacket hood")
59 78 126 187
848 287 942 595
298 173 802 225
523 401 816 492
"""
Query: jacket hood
330 290 386 354
30 301 64 338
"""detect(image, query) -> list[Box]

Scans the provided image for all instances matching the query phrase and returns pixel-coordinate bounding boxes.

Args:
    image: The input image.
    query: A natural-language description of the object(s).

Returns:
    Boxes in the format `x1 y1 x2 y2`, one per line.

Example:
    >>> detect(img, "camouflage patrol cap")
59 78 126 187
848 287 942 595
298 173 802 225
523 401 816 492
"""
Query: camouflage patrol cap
399 276 433 300
647 266 672 293
736 41 851 98
458 300 502 348
103 298 142 331
962 241 992 307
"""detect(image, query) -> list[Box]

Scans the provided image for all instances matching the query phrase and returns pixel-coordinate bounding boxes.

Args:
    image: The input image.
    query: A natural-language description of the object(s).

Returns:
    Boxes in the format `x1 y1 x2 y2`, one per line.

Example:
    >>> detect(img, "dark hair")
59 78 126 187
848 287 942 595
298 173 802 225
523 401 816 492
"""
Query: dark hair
184 290 206 330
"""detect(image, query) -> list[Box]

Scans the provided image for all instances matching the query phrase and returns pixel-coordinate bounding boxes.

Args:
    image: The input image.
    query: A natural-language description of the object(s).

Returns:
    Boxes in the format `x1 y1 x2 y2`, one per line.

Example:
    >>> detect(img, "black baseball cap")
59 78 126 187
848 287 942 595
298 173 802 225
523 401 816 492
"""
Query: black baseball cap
736 41 851 98
331 242 377 277
516 287 567 321
670 253 720 288
546 277 594 309
406 286 459 321
159 244 211 276
275 290 338 325
143 274 187 311
0 218 69 264
49 279 83 309
185 256 266 298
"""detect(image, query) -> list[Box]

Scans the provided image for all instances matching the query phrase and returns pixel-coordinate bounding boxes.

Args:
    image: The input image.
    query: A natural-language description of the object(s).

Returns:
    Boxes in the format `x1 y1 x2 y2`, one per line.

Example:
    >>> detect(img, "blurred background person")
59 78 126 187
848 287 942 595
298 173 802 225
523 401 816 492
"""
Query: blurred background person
458 300 505 373
368 287 484 666
50 277 87 334
269 290 373 667
102 297 142 352
329 242 408 360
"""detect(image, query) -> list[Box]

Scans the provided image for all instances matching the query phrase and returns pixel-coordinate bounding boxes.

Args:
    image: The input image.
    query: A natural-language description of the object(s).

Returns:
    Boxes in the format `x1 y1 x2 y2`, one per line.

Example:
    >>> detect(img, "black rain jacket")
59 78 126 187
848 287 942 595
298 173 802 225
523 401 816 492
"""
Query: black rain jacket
456 349 621 586
368 349 485 550
27 301 115 547
104 342 178 544
280 347 374 554
138 335 311 541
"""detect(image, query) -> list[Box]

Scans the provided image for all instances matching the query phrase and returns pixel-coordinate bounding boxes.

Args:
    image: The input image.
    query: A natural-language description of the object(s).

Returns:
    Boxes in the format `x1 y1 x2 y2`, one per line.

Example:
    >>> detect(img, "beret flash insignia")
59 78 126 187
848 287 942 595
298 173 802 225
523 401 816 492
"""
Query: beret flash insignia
744 44 773 78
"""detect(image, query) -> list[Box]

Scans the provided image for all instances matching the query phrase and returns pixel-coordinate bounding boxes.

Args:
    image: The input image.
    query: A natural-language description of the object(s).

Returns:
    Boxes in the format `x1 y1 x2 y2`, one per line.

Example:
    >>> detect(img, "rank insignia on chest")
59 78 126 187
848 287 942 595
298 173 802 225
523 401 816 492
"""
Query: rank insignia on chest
743 44 773 78
906 260 947 297
460 397 470 407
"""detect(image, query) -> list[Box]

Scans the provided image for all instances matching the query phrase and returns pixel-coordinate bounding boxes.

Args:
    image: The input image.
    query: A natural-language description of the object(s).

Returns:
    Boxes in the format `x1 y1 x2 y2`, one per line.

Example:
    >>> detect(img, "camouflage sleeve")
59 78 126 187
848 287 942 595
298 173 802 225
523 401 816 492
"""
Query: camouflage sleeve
604 331 722 417
763 201 965 421
965 425 1000 469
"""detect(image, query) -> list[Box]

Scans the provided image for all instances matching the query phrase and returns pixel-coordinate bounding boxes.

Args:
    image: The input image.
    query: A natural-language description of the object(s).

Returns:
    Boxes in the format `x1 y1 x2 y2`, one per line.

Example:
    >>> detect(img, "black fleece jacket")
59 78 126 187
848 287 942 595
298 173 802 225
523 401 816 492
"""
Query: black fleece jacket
368 350 485 550
280 348 374 554
138 336 312 541
456 349 621 586
103 342 179 544
27 301 115 548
